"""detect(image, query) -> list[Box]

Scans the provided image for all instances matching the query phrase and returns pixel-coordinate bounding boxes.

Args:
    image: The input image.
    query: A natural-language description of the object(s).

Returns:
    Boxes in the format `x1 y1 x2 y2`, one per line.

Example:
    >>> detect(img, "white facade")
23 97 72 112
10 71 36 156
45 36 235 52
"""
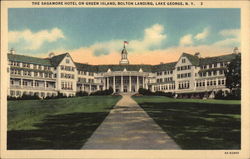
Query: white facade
7 49 239 98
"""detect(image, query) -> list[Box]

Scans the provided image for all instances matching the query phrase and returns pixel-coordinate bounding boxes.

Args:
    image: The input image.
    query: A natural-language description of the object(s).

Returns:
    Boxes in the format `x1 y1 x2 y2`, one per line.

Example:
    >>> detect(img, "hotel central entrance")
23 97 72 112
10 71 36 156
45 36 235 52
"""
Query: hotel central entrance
123 86 128 92
102 72 149 93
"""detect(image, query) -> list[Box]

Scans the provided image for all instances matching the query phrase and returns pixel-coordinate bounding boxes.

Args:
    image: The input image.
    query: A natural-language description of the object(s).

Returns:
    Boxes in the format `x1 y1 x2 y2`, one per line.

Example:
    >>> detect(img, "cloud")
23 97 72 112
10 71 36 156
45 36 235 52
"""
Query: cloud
214 29 240 47
219 29 240 37
8 28 65 50
179 34 193 46
129 24 167 52
76 24 167 57
194 27 210 40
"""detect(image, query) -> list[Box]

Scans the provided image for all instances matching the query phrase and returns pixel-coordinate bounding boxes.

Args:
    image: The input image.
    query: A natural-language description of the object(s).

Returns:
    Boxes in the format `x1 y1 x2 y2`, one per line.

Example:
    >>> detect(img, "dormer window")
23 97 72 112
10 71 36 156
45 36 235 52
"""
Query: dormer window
182 58 186 63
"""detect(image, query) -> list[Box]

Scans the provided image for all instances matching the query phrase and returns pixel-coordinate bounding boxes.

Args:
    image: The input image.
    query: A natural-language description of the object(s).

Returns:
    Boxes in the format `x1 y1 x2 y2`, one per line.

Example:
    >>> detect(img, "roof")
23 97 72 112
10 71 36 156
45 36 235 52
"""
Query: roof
8 54 52 66
96 64 152 72
50 53 68 67
75 63 98 72
8 52 238 73
152 62 176 72
199 54 237 65
182 53 200 66
76 63 153 72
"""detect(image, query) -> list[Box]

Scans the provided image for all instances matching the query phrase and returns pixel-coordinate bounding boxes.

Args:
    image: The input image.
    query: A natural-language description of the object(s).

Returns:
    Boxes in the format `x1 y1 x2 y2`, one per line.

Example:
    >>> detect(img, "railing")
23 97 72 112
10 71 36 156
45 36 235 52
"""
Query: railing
10 85 56 90
10 74 56 81
103 71 149 77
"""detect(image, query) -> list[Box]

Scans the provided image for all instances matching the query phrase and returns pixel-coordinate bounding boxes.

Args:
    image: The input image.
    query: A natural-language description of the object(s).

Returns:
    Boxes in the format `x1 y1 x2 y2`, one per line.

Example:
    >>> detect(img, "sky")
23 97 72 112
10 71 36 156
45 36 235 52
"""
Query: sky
8 8 240 64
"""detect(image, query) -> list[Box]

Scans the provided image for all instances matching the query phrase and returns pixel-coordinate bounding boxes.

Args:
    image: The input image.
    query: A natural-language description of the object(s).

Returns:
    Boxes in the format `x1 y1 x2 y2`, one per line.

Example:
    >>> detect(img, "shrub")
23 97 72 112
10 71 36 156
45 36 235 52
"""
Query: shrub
12 94 41 100
76 91 89 96
90 87 113 96
214 89 241 100
138 88 174 97
214 90 224 99
7 96 19 100
138 88 153 95
56 92 67 98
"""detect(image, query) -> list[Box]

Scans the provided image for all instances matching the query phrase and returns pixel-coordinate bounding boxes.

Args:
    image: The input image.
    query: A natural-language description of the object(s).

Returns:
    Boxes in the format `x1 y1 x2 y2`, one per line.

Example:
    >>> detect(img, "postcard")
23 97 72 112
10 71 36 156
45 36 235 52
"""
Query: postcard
1 0 250 159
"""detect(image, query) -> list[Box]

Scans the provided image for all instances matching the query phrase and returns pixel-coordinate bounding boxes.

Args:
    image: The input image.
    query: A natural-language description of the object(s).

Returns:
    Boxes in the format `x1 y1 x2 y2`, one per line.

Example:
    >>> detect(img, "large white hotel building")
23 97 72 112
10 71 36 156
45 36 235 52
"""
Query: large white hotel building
7 46 240 99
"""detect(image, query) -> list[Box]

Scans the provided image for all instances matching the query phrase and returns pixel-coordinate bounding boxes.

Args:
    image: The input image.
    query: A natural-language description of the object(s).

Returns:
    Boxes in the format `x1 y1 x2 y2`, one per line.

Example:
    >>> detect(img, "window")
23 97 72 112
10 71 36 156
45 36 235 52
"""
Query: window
182 58 186 63
23 71 27 76
208 71 211 76
10 80 14 85
221 80 225 85
39 72 43 77
34 81 38 87
213 70 217 76
219 70 224 75
10 91 15 96
23 81 28 86
66 59 70 64
220 62 224 67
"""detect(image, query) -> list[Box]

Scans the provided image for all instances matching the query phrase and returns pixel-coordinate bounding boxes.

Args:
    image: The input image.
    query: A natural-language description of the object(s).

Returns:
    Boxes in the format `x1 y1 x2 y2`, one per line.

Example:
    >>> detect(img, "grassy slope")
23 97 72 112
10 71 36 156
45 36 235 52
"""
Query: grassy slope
8 96 121 149
133 96 241 149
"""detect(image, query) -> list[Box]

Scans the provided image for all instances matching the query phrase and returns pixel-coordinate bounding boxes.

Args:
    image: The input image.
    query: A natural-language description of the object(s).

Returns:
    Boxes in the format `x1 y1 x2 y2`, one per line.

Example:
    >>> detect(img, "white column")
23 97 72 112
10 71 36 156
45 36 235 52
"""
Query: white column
45 81 47 89
20 79 23 88
142 76 145 88
89 84 92 93
113 76 116 93
107 77 109 89
136 76 139 91
216 78 218 88
103 77 106 90
145 78 148 89
97 85 100 91
129 76 132 92
81 84 84 91
152 85 155 92
205 79 207 90
33 80 35 88
121 76 123 92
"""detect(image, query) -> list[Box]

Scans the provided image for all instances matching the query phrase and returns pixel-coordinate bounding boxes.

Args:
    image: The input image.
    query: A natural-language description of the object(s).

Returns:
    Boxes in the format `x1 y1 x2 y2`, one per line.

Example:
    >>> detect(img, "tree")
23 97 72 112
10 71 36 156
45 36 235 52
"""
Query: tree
225 54 241 98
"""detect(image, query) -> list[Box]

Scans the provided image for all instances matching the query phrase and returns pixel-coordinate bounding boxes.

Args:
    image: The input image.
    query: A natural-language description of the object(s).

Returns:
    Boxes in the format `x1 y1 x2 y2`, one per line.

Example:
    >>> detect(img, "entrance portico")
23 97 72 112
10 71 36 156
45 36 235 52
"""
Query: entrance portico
102 71 149 93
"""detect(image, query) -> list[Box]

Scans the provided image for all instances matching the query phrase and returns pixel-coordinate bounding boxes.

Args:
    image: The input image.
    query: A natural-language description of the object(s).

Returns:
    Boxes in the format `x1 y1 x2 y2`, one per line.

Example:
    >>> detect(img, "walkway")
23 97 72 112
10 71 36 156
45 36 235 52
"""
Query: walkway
82 94 180 149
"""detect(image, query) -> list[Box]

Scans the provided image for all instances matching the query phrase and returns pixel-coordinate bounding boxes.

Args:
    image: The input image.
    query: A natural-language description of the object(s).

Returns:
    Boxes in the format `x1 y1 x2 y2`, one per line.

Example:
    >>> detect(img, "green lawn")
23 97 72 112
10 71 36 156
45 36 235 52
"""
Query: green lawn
8 96 121 149
133 96 241 150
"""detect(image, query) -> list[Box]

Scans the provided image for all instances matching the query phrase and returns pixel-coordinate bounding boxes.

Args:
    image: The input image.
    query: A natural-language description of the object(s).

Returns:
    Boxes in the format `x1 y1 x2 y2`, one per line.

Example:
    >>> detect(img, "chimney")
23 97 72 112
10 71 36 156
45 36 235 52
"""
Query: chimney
233 47 239 54
194 52 201 58
10 48 15 54
48 52 55 58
